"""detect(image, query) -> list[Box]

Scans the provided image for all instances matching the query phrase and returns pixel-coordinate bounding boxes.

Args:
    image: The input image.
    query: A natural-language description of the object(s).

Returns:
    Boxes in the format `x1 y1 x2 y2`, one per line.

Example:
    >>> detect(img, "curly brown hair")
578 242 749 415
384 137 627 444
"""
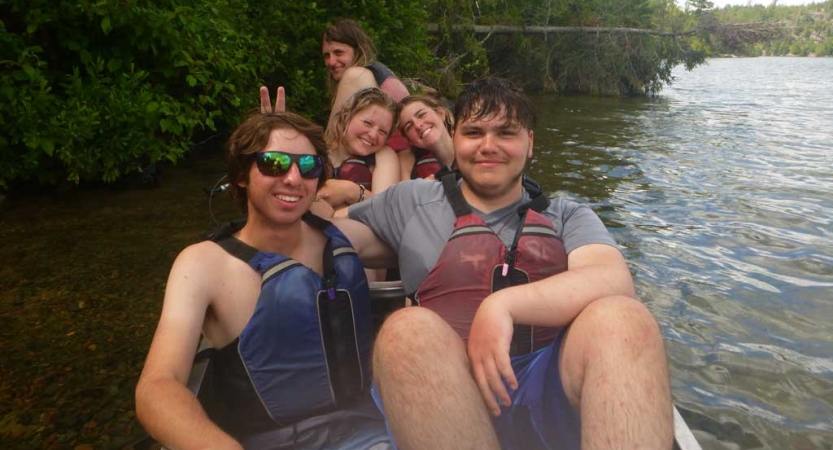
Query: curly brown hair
226 112 330 210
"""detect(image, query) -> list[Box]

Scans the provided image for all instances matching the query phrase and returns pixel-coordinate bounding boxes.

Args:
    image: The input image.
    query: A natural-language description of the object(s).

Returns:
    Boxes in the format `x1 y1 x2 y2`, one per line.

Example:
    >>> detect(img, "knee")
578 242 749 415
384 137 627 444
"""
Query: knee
373 307 466 377
574 296 664 354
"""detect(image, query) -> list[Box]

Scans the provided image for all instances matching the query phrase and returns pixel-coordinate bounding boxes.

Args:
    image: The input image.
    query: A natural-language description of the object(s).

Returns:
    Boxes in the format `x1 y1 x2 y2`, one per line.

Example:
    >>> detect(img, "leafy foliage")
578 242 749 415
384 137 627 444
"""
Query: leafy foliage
7 0 791 187
712 1 833 57
0 0 434 189
421 0 707 96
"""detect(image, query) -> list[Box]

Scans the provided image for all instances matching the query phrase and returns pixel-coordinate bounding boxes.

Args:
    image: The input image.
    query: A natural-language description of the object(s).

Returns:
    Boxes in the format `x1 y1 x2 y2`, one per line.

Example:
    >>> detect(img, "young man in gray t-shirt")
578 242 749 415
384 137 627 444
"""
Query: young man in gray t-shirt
338 77 672 450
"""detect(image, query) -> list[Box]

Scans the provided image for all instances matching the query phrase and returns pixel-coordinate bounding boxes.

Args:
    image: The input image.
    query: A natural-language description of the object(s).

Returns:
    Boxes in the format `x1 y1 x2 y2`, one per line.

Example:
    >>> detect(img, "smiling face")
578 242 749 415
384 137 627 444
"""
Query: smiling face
322 40 356 82
453 109 533 204
400 101 449 150
344 104 394 156
241 128 320 227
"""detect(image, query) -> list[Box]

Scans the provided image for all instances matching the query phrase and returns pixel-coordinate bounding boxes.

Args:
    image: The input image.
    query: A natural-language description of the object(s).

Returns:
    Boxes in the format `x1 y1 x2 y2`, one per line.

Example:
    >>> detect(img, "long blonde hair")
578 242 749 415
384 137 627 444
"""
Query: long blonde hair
325 87 398 154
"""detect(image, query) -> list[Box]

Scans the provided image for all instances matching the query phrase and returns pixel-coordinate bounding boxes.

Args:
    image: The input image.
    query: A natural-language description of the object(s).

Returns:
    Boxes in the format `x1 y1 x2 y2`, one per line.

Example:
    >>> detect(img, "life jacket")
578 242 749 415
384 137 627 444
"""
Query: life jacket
200 213 374 437
366 61 394 87
410 148 444 180
413 173 568 356
333 154 374 190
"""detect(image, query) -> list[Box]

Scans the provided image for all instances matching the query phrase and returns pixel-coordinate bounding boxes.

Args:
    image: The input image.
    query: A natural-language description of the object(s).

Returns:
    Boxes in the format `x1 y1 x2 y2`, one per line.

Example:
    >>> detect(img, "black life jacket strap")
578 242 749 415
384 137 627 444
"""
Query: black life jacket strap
301 211 340 299
203 218 257 264
521 175 550 213
440 171 472 218
202 213 338 270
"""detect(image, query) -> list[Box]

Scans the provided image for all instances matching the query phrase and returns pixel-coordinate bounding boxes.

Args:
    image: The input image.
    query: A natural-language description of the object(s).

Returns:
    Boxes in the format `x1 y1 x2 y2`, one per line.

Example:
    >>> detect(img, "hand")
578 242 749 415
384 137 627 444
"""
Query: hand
317 179 361 208
468 294 517 417
309 196 335 219
259 86 286 113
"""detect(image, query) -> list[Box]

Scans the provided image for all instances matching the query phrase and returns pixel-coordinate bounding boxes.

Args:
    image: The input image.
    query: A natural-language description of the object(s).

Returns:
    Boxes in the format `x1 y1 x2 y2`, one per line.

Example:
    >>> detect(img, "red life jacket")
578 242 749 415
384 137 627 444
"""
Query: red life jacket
333 154 374 190
414 173 568 355
410 148 444 180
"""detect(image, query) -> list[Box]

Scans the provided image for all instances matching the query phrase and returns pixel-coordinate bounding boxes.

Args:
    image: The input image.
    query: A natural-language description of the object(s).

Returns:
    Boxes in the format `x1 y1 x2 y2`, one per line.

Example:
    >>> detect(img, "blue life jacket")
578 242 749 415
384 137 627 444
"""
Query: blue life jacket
200 213 375 441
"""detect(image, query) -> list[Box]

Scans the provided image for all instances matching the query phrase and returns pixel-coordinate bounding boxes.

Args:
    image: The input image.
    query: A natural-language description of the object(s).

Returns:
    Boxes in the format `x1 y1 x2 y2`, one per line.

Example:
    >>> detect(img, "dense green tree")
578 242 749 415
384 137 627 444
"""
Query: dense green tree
9 0 821 188
712 1 832 55
0 0 433 189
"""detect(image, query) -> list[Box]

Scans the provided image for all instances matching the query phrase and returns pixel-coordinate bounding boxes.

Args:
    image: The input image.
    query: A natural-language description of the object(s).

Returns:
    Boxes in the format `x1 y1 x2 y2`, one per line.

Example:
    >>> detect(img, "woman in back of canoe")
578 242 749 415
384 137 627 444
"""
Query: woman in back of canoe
321 19 411 152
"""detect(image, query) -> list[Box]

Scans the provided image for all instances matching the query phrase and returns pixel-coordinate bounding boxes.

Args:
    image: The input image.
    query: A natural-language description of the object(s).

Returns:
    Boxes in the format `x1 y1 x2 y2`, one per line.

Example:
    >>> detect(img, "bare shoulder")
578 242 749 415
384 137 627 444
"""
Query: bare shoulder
166 240 249 307
375 146 398 163
341 66 375 82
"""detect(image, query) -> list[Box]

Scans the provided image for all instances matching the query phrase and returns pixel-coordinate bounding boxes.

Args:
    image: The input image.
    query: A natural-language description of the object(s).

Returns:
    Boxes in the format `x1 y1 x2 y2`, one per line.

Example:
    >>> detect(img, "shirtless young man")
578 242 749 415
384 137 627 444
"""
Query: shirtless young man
339 77 673 450
135 112 391 450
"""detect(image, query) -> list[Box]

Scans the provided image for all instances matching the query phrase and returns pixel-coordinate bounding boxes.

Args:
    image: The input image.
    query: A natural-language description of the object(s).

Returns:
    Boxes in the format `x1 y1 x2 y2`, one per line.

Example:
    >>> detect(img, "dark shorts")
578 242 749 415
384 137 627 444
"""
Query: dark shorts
371 330 579 450
493 329 579 450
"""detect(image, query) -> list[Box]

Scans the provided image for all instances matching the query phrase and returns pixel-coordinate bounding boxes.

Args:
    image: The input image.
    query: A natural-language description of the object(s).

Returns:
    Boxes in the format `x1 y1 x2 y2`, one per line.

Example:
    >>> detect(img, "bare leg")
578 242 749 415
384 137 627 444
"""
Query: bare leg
372 308 501 450
560 296 674 450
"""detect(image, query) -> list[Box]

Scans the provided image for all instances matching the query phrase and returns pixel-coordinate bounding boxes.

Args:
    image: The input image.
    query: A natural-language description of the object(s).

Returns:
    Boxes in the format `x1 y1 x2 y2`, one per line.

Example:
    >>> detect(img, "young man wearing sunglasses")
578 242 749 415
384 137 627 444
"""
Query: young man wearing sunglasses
339 78 673 449
136 112 392 450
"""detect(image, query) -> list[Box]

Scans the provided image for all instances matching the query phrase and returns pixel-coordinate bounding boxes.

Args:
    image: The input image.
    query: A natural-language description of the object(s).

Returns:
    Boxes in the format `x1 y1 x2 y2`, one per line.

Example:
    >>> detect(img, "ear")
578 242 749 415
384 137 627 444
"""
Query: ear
526 130 534 159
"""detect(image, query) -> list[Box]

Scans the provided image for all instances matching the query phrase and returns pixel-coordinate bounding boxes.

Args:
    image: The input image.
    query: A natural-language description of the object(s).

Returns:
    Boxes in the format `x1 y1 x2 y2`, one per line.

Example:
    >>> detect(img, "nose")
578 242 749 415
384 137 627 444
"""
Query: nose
479 132 498 152
282 163 302 186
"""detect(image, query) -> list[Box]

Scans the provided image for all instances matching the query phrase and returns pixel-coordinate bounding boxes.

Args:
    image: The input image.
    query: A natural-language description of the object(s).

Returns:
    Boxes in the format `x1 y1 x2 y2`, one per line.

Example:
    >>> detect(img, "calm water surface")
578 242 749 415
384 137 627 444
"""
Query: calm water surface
529 57 833 449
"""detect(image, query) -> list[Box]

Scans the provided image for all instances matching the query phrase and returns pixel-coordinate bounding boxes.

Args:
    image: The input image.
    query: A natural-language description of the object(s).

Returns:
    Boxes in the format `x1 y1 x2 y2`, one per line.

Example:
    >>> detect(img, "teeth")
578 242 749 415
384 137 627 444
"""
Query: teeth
276 195 300 202
420 127 432 139
361 138 373 147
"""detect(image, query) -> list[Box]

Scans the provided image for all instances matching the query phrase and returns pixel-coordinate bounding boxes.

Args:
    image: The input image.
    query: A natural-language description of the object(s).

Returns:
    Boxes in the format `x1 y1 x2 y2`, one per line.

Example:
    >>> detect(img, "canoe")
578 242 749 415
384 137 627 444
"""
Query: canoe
176 281 702 450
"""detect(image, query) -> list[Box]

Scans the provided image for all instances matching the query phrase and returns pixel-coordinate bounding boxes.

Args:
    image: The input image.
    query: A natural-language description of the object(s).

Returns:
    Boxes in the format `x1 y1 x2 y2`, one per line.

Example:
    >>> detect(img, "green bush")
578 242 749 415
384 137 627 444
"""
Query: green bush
0 0 435 188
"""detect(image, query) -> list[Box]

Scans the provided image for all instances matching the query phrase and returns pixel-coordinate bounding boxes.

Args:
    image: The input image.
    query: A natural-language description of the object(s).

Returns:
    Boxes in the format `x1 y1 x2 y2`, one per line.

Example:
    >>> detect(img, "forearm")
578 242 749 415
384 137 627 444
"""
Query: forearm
492 259 635 328
136 377 241 450
332 217 397 269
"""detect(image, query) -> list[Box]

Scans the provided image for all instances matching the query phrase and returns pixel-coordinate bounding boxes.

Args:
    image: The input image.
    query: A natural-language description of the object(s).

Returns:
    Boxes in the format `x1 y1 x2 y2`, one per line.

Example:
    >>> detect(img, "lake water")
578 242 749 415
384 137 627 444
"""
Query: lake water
529 57 833 449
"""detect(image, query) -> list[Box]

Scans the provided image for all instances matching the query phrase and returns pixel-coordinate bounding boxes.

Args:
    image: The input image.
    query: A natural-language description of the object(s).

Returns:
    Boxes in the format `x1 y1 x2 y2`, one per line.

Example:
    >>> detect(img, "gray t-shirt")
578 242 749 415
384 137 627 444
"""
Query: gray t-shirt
348 179 617 294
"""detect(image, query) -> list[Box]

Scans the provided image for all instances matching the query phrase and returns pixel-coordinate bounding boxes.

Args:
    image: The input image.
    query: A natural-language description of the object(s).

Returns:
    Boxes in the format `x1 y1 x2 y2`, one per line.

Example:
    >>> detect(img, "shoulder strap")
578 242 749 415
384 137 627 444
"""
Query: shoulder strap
520 175 550 214
303 212 339 300
203 219 258 264
440 171 471 217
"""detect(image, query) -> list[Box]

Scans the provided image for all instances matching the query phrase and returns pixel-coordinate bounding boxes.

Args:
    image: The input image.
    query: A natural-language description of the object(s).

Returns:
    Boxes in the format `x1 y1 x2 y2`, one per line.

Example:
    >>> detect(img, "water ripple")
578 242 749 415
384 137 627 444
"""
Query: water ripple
532 57 833 449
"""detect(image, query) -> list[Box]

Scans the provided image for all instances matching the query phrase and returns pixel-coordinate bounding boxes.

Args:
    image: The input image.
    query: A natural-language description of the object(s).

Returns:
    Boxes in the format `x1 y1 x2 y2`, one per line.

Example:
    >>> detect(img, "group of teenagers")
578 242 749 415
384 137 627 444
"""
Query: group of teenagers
136 19 674 450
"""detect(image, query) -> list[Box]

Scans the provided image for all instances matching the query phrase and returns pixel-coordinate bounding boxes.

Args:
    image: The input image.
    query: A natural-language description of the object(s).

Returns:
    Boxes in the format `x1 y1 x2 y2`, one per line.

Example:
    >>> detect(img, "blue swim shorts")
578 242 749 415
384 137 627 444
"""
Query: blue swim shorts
371 329 579 450
493 329 579 450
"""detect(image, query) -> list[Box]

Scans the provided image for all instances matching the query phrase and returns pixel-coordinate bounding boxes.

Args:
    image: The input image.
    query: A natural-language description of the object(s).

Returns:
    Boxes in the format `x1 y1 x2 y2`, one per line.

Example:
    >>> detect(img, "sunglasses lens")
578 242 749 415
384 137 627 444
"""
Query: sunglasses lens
257 152 322 179
258 152 292 176
298 155 323 178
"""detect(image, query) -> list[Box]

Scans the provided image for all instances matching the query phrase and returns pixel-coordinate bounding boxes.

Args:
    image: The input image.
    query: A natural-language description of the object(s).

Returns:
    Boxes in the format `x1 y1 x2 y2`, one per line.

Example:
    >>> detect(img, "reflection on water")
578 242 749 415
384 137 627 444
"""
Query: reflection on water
531 57 833 449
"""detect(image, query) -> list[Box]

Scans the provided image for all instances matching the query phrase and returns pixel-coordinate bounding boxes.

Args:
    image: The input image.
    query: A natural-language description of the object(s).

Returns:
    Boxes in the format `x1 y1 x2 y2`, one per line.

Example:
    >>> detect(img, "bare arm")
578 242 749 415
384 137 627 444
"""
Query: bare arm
333 217 397 269
379 77 410 103
468 243 634 415
135 244 242 450
397 148 415 181
498 244 634 326
329 67 377 126
370 146 400 194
